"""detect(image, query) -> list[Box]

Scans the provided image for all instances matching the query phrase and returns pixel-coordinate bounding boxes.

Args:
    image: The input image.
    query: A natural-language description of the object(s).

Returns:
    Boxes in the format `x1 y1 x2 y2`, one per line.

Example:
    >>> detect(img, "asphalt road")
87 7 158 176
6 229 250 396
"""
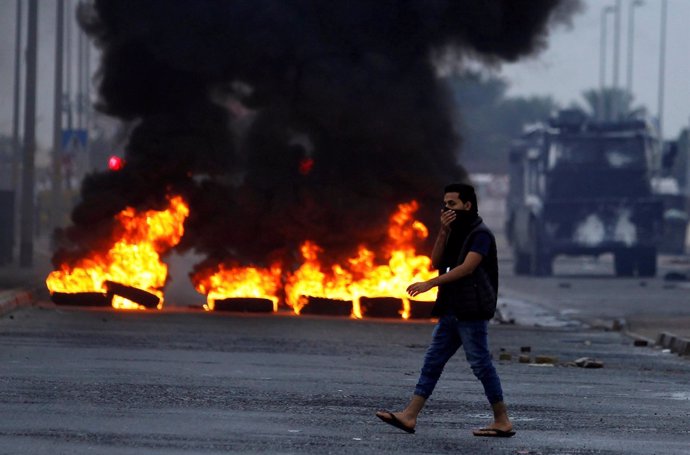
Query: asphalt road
1 305 689 454
499 254 690 340
483 202 690 340
1 202 689 453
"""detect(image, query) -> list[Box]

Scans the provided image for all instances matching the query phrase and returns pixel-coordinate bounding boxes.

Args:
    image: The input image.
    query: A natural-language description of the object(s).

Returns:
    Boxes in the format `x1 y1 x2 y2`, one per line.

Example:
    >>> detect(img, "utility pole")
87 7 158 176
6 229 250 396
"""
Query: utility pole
657 0 668 140
77 16 90 178
626 0 644 96
12 0 22 190
598 8 606 120
19 0 38 267
65 0 73 132
51 0 65 233
85 33 92 173
599 6 615 121
612 0 622 119
11 0 23 264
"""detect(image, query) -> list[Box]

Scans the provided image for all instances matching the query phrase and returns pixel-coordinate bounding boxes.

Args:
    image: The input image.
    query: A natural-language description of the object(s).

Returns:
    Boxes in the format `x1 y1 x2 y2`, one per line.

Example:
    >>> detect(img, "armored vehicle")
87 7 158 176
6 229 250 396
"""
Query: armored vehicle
505 110 663 277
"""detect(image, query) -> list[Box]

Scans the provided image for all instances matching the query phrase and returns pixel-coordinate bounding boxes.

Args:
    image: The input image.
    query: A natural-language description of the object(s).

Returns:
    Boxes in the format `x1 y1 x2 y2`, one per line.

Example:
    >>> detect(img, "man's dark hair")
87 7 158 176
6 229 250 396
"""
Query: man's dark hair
444 183 478 214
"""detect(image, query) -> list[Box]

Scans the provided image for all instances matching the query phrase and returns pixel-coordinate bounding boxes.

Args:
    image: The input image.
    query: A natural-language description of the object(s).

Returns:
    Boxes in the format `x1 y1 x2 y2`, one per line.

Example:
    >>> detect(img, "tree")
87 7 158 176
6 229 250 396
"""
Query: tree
579 87 647 121
445 70 558 173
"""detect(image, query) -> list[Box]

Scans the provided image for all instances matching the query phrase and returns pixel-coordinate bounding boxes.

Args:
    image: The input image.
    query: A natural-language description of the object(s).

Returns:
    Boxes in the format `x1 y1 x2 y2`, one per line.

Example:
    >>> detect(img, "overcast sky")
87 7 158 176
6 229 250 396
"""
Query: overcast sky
0 0 688 157
500 0 689 140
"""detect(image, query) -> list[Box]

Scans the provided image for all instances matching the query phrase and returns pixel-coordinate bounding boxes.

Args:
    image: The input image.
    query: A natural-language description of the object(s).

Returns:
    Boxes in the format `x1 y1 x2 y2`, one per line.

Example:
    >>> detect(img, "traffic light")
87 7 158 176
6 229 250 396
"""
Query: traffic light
108 155 124 171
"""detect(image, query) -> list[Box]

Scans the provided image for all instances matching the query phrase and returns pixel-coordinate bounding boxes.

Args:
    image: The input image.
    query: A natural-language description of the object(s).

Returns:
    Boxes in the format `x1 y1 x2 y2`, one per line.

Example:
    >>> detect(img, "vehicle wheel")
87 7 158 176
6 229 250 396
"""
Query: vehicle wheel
533 254 553 276
505 215 515 244
636 247 657 277
514 250 530 275
614 250 634 277
529 221 552 276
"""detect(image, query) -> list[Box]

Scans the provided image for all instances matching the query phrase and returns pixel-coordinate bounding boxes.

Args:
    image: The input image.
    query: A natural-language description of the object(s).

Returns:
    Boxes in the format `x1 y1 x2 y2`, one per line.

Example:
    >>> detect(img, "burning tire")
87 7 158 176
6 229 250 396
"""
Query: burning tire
50 292 112 307
213 298 274 313
359 297 403 318
104 281 160 309
300 297 353 316
407 300 435 319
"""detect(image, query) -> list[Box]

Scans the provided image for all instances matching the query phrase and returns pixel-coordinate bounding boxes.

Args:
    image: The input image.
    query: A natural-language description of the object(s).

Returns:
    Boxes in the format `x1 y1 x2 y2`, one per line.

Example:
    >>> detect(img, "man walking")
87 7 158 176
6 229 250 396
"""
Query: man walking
376 183 514 437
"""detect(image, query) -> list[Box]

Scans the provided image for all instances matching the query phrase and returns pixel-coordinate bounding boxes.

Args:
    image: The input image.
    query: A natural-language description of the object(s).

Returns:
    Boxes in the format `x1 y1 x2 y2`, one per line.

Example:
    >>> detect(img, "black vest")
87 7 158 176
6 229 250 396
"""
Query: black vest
431 218 499 320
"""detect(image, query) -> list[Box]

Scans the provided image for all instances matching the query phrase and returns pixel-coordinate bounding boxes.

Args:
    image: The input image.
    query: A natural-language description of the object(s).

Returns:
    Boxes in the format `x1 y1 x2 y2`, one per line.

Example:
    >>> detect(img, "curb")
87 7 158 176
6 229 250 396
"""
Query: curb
0 289 37 317
612 319 690 357
622 329 656 347
624 328 690 358
655 331 690 357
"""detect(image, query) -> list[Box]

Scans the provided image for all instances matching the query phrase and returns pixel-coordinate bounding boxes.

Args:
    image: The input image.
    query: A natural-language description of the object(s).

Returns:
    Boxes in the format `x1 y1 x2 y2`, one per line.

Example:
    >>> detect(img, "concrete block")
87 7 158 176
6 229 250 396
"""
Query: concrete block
670 337 690 356
535 355 558 364
656 332 676 349
611 318 626 331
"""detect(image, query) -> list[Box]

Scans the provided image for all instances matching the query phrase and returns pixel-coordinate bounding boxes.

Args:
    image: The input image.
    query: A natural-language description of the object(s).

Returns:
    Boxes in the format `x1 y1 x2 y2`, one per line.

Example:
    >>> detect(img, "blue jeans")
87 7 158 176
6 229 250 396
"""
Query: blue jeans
414 315 504 404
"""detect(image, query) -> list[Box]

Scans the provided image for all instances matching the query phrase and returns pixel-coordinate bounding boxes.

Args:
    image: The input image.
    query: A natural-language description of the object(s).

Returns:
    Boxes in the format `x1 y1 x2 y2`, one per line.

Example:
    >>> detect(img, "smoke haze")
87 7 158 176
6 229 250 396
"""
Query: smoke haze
54 0 581 271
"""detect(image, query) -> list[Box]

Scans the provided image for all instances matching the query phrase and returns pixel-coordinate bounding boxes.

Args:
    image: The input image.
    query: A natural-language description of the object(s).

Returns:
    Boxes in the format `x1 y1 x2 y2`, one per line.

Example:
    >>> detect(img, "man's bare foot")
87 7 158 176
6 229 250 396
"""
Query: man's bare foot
375 410 416 433
472 421 515 437
475 401 513 435
476 421 513 432
473 428 516 437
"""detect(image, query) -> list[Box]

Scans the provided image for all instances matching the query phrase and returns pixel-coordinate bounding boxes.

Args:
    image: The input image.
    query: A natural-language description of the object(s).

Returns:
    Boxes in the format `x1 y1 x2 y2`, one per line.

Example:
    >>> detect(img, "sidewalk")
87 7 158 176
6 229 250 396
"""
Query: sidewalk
0 236 52 316
0 288 36 317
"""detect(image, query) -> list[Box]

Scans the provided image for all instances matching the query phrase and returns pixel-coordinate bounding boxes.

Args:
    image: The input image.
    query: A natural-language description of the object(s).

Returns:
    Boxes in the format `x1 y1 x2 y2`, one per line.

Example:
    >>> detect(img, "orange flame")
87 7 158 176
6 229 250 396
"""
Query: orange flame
46 195 189 310
193 263 282 312
284 241 356 315
195 200 437 318
286 201 437 318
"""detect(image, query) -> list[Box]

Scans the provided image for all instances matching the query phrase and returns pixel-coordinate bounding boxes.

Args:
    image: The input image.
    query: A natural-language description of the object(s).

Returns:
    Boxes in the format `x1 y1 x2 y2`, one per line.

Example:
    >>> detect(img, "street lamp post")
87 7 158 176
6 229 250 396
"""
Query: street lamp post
611 0 626 119
612 0 622 90
599 5 616 120
12 0 22 191
657 0 668 140
626 0 644 96
11 0 23 264
51 0 65 233
19 0 38 267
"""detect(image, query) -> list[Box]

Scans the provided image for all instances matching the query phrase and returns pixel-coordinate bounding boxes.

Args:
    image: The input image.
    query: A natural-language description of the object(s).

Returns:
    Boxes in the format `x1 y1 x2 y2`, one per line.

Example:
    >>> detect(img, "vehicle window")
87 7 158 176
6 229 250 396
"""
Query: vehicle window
548 136 646 170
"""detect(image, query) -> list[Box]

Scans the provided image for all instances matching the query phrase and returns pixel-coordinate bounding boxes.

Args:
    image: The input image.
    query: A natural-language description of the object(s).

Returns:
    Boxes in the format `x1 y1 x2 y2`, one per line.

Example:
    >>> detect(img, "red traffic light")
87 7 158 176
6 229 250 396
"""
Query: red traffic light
299 157 314 175
108 155 124 171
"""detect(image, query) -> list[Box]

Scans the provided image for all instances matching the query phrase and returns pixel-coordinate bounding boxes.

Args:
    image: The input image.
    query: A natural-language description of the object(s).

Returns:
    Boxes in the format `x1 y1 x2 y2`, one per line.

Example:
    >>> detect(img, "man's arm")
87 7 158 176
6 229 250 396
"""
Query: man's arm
407 252 483 297
431 210 456 269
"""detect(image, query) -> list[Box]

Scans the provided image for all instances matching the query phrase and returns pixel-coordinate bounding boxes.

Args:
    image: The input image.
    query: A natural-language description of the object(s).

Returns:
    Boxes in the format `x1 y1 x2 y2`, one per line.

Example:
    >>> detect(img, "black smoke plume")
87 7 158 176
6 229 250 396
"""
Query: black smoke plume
54 0 581 271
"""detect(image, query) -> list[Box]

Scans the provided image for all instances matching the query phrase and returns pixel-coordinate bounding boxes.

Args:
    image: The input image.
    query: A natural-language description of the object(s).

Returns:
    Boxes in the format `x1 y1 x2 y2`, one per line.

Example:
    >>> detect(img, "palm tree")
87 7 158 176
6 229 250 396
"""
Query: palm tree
581 88 645 121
